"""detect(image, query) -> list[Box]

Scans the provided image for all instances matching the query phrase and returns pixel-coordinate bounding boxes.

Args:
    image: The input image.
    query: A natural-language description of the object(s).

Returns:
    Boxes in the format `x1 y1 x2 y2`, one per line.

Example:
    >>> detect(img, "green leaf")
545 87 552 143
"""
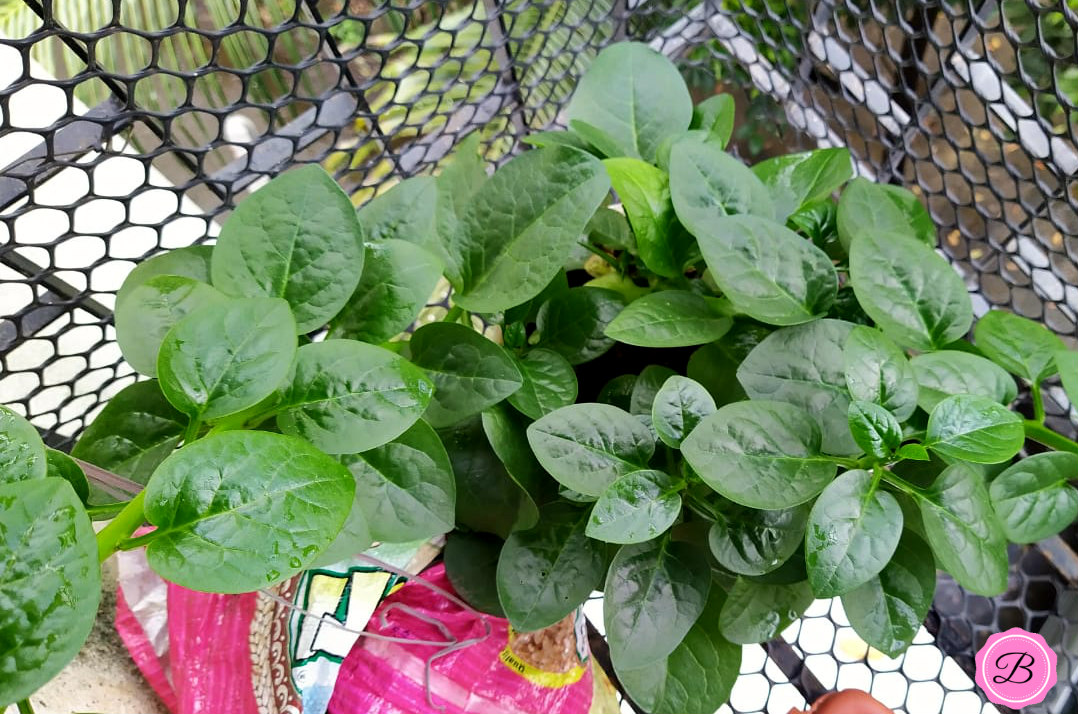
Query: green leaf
843 326 918 421
708 503 809 576
0 405 46 484
719 577 814 644
686 322 771 406
917 462 1008 596
604 291 732 347
70 380 185 493
116 276 229 377
507 349 578 420
837 177 936 251
849 231 972 351
143 431 355 593
910 351 1017 412
652 376 717 448
157 297 297 422
628 367 678 417
586 207 636 253
505 270 569 327
737 319 859 454
896 443 931 461
45 448 89 504
569 119 626 159
587 470 682 544
848 401 903 459
328 239 442 344
616 588 740 714
115 245 214 309
210 165 364 333
338 419 455 543
1056 350 1078 408
602 158 690 278
806 469 903 597
536 287 625 365
681 400 838 509
925 394 1024 464
974 309 1067 383
605 538 711 669
276 340 433 454
566 42 692 161
357 175 437 244
408 322 523 428
522 129 592 152
496 503 605 631
670 136 775 235
752 148 853 222
527 403 655 497
435 133 487 284
440 416 538 537
0 478 100 705
599 375 638 411
482 403 553 514
842 531 936 657
989 452 1078 544
691 94 736 148
450 146 610 312
444 531 506 617
696 215 838 325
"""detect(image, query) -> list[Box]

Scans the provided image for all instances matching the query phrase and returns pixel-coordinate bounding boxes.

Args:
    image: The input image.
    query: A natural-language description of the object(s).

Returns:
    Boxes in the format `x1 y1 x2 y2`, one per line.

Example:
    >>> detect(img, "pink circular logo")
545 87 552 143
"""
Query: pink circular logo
975 627 1058 708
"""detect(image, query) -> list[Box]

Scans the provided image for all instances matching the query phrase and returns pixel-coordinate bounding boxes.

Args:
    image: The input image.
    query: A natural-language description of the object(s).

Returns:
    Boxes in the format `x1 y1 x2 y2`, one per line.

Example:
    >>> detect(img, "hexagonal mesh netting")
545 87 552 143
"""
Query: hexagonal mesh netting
4 1 1078 712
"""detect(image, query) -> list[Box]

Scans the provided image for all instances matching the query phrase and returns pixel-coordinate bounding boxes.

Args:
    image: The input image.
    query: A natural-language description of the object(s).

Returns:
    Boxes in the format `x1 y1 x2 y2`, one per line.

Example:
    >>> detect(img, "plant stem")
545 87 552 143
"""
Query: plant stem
830 456 860 469
443 305 464 323
17 699 35 714
1024 420 1078 455
1032 382 1046 423
96 489 147 563
182 418 201 445
881 472 922 499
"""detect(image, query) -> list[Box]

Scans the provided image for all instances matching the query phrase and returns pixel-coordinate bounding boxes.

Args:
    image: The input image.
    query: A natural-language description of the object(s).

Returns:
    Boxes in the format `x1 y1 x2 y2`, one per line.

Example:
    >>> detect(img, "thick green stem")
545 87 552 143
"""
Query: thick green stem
1032 382 1046 423
182 418 202 445
443 305 464 323
881 472 922 499
17 699 35 714
1024 420 1078 455
96 489 147 563
830 456 860 469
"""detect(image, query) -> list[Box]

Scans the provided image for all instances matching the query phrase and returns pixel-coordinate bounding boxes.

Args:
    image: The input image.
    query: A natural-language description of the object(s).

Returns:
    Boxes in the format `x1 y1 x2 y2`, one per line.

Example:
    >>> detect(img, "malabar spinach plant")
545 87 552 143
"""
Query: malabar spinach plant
5 40 1078 714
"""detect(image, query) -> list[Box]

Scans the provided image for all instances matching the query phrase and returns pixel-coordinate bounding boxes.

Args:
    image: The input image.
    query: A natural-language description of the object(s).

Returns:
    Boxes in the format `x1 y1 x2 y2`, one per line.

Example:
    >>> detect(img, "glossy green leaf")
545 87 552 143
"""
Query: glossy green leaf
737 319 859 454
616 588 741 714
681 400 837 509
1056 350 1078 408
527 403 655 497
115 245 214 309
629 365 678 416
806 469 903 598
508 349 578 420
843 326 918 421
444 531 506 617
896 443 931 461
709 503 809 576
587 470 682 544
990 452 1078 544
752 148 853 222
408 322 523 428
974 309 1067 383
341 419 455 543
849 231 972 351
925 394 1024 464
143 431 354 593
157 297 297 422
586 207 636 253
276 339 433 454
691 94 736 148
652 376 717 448
435 133 487 283
602 158 690 278
670 136 774 236
482 403 553 514
696 215 838 326
686 323 771 406
536 287 625 365
598 374 638 412
719 577 814 644
0 478 100 705
604 291 732 347
910 351 1017 412
522 129 592 152
837 177 936 251
566 42 692 161
45 448 89 504
71 380 185 492
497 503 605 631
569 119 626 158
0 405 46 484
605 538 711 669
328 239 442 344
210 165 364 333
848 401 903 459
917 462 1009 596
841 531 936 657
116 276 229 377
358 175 437 244
451 146 610 312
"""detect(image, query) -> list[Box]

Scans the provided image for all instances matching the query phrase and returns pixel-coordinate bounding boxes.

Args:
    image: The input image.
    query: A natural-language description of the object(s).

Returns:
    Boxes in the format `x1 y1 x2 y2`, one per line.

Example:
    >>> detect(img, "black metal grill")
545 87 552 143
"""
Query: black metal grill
5 1 1078 712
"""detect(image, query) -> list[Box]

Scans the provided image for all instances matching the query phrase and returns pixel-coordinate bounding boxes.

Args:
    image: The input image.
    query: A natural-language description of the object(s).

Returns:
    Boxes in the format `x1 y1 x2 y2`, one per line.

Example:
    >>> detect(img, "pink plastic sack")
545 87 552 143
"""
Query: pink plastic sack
328 564 593 714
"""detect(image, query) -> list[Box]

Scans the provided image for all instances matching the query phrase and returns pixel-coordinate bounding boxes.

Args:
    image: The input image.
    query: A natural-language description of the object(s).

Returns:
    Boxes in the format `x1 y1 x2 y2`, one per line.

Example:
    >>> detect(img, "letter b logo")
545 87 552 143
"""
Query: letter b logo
976 628 1057 707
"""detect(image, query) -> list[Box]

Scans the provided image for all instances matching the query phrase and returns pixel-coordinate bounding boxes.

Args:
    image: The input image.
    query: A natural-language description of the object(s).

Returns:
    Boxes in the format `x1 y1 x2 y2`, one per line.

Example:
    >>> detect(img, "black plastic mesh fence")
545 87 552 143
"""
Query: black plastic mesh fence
5 0 1078 712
